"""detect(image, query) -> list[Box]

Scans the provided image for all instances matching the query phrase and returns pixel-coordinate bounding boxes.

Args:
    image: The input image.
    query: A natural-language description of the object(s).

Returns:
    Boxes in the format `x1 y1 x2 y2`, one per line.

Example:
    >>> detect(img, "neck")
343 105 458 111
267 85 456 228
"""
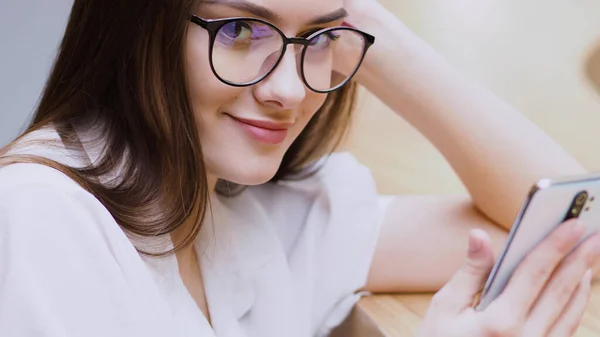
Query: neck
207 173 218 193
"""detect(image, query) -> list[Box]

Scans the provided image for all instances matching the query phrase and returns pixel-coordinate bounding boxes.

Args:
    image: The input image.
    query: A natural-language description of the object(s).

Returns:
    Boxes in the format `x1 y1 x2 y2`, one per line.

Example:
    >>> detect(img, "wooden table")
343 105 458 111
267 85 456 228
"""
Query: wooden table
332 285 600 336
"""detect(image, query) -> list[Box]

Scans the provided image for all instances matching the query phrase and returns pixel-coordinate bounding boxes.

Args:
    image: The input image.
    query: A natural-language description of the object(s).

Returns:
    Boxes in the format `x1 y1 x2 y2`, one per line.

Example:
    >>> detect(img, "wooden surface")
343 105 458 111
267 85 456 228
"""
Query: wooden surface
342 0 600 336
351 284 600 337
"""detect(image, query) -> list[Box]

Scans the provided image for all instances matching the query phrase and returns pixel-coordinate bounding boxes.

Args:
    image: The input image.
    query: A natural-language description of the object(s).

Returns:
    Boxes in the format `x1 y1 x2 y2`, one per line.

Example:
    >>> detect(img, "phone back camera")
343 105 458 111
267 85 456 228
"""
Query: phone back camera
564 191 589 221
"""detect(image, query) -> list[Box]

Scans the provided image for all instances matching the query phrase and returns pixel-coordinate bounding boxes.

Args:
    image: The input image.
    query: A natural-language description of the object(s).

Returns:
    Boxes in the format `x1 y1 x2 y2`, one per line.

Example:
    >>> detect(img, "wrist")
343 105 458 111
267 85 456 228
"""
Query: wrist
346 5 442 93
345 1 398 35
345 4 420 83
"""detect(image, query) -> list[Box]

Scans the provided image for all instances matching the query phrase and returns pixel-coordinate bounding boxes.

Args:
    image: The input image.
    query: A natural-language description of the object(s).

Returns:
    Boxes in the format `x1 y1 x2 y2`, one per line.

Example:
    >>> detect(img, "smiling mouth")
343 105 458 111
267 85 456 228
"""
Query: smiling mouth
227 114 291 145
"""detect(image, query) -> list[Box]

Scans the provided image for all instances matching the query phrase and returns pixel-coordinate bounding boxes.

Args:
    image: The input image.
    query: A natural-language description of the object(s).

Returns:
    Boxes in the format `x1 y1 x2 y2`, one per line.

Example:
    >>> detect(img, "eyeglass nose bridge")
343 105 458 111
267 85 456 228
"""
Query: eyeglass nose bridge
284 37 311 46
278 37 311 60
269 37 307 82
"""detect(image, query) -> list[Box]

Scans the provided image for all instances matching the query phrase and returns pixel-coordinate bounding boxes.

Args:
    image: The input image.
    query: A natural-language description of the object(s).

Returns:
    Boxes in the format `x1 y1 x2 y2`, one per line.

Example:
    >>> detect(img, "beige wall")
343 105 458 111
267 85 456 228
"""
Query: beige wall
347 0 600 195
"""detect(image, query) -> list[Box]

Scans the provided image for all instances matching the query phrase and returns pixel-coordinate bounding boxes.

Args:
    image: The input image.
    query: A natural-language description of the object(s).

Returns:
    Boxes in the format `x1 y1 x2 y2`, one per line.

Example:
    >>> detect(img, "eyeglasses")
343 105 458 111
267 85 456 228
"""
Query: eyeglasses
189 15 375 93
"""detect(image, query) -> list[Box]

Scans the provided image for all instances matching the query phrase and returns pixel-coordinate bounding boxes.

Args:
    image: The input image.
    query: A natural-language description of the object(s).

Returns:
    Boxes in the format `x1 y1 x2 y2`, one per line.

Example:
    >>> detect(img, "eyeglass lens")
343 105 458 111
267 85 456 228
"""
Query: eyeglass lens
210 19 366 92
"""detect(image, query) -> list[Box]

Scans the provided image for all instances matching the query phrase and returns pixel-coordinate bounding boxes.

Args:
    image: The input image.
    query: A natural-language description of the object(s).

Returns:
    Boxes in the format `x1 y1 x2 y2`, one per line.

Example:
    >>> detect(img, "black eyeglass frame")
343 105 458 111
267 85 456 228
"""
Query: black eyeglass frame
189 15 375 94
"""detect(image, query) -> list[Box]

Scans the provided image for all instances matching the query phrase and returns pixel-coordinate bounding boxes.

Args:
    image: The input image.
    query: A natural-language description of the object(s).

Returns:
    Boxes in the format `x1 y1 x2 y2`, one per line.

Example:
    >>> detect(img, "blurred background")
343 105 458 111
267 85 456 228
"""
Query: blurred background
1 0 600 196
0 0 73 145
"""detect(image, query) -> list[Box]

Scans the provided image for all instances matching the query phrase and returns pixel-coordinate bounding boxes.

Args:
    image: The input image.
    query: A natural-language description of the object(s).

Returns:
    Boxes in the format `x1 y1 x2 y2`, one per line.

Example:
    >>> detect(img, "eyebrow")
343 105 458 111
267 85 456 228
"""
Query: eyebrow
202 0 348 25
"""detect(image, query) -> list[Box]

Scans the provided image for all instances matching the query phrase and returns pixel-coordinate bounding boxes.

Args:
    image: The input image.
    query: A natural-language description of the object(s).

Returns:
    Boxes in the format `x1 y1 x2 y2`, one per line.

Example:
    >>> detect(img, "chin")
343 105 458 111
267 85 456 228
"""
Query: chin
224 168 278 186
209 153 284 187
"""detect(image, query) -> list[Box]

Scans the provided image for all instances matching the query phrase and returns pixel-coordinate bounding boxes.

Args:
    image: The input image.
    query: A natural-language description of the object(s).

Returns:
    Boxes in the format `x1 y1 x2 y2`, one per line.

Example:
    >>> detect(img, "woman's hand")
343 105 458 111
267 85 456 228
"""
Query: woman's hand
417 220 600 337
342 0 391 29
328 0 389 79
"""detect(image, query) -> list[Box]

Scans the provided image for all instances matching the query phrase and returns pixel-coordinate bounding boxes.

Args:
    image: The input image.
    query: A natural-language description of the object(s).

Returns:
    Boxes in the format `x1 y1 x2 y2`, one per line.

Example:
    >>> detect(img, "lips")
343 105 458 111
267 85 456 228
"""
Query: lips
227 114 291 145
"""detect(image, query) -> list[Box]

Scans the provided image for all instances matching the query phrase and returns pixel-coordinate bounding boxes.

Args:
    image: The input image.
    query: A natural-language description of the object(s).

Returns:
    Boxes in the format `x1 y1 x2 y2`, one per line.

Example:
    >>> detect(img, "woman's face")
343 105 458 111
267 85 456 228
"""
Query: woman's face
185 0 346 187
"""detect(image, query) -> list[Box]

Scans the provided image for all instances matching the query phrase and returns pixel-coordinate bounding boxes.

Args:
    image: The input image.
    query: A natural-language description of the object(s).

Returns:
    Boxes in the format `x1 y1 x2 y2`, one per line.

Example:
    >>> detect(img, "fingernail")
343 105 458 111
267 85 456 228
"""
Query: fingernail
584 269 593 284
468 231 483 254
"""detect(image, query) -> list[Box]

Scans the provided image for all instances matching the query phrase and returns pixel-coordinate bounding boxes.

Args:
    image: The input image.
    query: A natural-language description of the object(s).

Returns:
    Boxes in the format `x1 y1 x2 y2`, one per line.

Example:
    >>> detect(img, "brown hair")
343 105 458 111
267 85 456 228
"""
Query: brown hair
0 0 357 256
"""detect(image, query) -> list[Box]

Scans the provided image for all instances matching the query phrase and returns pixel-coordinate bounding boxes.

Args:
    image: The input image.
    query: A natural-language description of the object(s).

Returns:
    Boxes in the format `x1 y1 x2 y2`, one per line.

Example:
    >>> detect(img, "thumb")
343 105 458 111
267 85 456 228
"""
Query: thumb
436 229 496 311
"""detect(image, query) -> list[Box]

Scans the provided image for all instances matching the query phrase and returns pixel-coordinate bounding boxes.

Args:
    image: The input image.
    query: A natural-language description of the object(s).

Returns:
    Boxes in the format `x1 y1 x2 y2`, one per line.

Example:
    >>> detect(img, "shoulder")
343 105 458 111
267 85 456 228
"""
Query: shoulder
0 161 83 194
0 162 95 210
0 123 131 266
0 166 175 337
0 162 121 251
0 163 145 295
0 126 103 219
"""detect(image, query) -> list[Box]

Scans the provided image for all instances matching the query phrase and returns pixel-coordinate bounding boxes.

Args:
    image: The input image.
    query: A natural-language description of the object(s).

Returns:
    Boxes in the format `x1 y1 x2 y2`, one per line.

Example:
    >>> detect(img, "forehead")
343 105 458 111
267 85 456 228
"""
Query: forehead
199 0 346 29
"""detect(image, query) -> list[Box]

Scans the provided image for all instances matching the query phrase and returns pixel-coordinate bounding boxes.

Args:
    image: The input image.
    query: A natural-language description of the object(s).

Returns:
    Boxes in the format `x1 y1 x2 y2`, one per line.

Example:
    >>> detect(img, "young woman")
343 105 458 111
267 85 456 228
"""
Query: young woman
1 0 598 336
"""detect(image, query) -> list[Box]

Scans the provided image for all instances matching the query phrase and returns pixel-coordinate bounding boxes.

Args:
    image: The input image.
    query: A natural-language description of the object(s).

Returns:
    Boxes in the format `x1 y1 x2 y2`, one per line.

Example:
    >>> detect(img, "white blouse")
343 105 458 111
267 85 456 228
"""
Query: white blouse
0 128 390 337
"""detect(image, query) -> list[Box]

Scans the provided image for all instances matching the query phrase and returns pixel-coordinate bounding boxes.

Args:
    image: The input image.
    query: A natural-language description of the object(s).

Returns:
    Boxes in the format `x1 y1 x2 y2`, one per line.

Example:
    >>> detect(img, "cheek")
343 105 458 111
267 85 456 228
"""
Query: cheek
185 28 242 119
297 93 328 127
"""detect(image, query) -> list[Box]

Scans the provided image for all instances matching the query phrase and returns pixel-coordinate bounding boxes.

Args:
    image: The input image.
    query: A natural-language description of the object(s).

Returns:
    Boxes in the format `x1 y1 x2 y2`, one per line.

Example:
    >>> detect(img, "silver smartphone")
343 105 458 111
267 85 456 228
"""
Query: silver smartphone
475 172 600 311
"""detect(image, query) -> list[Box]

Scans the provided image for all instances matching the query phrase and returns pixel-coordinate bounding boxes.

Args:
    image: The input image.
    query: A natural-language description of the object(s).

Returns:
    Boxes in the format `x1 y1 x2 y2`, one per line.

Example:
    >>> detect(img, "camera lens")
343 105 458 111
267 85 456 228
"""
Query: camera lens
576 191 588 206
563 191 589 221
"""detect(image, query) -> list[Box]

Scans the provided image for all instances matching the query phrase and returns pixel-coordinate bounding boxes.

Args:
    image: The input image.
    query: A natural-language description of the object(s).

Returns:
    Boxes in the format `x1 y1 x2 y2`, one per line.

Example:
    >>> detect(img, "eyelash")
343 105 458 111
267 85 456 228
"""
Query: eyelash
300 28 329 38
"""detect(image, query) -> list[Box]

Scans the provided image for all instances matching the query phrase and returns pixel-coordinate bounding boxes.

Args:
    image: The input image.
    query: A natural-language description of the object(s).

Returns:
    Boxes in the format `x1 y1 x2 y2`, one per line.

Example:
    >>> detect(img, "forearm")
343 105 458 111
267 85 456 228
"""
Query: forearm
352 8 585 229
366 195 509 293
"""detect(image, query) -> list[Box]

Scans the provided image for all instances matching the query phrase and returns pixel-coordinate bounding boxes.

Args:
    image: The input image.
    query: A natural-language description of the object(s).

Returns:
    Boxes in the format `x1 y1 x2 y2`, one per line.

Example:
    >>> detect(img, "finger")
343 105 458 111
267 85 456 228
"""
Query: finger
546 269 593 337
490 219 586 319
432 229 495 312
523 231 600 336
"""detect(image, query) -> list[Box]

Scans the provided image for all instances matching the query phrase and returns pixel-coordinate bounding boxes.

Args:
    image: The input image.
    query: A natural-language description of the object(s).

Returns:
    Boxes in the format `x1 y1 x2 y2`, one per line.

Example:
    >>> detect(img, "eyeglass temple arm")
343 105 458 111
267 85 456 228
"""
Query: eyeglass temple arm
190 15 208 28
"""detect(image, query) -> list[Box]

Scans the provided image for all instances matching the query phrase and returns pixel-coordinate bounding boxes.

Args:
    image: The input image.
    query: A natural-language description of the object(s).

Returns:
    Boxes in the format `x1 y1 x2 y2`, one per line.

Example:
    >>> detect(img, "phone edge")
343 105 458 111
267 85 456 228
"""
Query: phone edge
474 180 545 310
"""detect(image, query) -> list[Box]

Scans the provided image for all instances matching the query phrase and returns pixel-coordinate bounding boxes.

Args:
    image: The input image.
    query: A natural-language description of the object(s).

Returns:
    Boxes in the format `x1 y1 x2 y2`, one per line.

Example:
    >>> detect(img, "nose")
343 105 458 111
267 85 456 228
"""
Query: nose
252 47 306 110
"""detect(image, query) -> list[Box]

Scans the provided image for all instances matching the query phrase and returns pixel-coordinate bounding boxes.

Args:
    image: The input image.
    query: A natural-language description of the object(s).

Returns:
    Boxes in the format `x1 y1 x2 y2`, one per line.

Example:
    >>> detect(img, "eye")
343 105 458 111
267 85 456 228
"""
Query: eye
216 20 277 48
219 21 253 43
308 30 340 48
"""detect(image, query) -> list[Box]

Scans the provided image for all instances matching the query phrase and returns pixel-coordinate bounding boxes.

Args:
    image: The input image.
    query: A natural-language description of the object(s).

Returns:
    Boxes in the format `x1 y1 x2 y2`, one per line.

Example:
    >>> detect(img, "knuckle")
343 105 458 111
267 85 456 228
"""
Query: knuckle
565 239 600 269
543 227 576 253
553 233 578 253
527 259 556 281
519 238 571 280
582 232 600 251
551 322 583 337
584 244 600 265
551 281 578 309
